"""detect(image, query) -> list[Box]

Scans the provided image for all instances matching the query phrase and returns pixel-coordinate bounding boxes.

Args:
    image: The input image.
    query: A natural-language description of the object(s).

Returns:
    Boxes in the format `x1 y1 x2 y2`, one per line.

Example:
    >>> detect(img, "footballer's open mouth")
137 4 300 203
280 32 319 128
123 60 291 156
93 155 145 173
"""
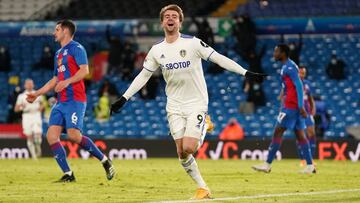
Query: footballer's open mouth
167 23 174 27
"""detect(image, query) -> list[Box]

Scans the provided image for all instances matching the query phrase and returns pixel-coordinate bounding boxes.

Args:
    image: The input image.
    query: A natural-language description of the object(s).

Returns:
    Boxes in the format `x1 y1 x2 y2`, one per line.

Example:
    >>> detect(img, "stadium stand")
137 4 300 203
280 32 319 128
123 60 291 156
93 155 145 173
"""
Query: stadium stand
1 34 359 139
236 0 360 17
0 0 69 21
43 0 225 20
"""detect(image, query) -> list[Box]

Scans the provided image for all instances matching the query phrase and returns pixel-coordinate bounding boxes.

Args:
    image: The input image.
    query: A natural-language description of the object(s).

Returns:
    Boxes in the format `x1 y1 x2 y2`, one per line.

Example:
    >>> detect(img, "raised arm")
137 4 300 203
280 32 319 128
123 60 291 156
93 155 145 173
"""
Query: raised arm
194 37 266 82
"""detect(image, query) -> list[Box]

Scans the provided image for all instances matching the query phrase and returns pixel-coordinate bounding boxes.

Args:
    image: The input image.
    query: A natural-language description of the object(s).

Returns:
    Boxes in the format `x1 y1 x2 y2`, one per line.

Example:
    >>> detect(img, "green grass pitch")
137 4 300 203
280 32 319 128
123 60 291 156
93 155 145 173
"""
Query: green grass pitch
1 158 359 202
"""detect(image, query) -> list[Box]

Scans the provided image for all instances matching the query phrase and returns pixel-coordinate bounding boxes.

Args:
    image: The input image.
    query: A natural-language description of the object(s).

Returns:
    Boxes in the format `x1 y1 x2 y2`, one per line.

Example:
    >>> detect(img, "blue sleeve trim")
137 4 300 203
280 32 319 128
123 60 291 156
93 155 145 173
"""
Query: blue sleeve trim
154 39 164 45
143 67 154 72
180 34 194 39
207 50 215 61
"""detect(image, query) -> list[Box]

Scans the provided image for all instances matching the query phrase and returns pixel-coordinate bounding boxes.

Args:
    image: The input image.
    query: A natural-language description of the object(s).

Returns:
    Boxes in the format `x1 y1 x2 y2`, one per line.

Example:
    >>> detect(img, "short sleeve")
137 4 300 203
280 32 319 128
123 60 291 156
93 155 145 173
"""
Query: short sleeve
72 45 88 66
193 37 215 61
15 94 23 106
143 47 159 72
285 66 298 80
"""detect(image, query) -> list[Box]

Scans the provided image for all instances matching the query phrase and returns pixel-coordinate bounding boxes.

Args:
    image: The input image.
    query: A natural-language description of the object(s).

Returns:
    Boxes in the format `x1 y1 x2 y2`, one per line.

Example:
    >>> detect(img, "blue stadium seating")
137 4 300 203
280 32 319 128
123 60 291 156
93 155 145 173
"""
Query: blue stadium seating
1 34 359 139
236 0 360 17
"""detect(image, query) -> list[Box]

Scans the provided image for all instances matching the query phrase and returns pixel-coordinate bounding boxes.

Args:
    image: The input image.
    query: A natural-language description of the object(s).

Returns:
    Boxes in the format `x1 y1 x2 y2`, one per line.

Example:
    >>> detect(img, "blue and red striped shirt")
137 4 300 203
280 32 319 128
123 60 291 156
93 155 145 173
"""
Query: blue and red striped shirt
302 79 312 113
54 40 88 103
280 59 304 109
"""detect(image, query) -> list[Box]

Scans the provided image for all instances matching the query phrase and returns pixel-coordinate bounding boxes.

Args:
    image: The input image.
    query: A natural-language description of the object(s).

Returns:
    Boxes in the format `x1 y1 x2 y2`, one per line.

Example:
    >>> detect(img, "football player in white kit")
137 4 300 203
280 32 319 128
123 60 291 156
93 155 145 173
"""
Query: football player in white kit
110 4 266 199
15 79 43 159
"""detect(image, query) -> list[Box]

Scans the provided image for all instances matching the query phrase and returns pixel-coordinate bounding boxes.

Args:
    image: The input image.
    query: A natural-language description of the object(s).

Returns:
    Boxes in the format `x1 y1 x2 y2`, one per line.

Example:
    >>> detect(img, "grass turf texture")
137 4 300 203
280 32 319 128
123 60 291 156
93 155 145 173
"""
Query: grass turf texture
0 158 359 202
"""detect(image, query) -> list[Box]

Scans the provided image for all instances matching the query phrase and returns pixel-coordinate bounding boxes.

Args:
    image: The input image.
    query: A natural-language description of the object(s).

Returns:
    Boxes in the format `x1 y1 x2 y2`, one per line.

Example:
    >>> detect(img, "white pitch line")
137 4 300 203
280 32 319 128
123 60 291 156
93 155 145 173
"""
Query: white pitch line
149 188 360 203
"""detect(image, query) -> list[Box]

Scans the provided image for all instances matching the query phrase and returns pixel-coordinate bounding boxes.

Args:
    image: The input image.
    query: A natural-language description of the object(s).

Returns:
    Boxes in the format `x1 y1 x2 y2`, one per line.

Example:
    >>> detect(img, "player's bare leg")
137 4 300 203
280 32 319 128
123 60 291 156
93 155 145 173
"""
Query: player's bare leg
295 130 316 174
175 137 211 200
47 125 75 182
67 128 115 180
252 127 286 173
34 133 42 157
26 134 37 160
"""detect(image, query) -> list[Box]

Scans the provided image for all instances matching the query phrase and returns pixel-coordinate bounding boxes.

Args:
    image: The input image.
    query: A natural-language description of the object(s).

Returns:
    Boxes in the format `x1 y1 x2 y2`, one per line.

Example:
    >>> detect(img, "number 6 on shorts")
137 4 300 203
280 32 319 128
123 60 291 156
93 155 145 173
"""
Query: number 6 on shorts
277 112 286 123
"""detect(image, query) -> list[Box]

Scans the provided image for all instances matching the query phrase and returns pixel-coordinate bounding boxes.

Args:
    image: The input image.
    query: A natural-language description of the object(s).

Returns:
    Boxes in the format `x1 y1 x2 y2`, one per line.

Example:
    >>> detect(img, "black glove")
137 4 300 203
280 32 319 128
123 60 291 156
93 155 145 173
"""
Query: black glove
110 96 127 115
245 71 268 83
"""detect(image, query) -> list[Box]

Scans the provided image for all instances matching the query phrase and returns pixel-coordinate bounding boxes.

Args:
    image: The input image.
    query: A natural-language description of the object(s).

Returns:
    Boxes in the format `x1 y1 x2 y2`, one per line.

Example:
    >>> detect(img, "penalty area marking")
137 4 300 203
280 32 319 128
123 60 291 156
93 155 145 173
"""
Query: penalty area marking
150 188 360 203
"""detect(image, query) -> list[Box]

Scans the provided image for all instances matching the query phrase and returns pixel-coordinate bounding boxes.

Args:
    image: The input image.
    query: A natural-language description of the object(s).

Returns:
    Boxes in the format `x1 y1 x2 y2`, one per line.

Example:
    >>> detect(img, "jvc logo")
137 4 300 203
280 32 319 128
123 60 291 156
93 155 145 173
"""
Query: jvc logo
196 141 282 160
58 65 66 72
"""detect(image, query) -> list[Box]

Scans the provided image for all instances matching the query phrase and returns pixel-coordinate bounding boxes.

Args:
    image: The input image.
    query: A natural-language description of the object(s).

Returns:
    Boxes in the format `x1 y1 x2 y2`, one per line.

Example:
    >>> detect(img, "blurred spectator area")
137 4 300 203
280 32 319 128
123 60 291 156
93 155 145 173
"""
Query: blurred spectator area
235 0 360 17
2 0 360 21
0 0 71 21
44 0 225 20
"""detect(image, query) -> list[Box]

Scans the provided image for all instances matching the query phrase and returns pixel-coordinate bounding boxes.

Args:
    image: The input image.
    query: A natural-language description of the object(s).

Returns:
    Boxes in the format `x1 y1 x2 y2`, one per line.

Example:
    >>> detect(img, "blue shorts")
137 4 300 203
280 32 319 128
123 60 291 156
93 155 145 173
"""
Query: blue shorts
49 101 86 132
276 108 306 130
305 115 315 127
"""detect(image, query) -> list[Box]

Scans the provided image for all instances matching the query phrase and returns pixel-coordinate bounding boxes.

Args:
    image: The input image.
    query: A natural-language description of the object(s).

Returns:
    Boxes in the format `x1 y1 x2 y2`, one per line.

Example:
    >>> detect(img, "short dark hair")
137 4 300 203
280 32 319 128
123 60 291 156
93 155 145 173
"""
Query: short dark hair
299 65 306 69
276 43 290 57
57 19 76 36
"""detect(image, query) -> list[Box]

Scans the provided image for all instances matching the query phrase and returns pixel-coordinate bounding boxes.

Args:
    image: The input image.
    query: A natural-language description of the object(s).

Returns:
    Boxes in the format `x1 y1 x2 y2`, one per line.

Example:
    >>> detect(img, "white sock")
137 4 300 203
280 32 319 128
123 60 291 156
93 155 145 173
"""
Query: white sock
180 155 207 188
101 155 108 163
65 171 73 176
34 136 42 157
35 143 42 157
27 140 37 159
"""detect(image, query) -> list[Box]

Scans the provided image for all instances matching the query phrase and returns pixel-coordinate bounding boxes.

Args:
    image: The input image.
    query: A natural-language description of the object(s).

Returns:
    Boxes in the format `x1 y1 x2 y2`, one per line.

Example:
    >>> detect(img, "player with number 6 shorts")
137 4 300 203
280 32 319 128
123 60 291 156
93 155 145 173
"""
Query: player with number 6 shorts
26 19 115 182
110 4 266 199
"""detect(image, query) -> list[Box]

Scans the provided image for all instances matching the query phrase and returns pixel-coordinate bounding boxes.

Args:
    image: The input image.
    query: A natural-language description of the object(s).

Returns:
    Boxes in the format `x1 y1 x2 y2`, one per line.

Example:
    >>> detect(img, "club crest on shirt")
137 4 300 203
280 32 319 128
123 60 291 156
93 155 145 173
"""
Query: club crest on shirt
57 58 62 66
200 41 209 48
180 49 186 58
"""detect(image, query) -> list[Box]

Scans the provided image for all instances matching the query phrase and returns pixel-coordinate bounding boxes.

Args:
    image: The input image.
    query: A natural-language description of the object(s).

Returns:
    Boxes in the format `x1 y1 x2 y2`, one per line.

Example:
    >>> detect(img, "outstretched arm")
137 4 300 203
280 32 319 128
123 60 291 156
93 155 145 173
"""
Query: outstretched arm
111 68 153 114
123 68 153 99
209 51 247 75
209 51 267 81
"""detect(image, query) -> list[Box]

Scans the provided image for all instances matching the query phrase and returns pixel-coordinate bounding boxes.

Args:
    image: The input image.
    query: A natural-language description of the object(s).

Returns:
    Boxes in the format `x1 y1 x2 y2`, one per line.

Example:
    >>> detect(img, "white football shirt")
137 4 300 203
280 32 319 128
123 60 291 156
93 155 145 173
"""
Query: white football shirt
16 90 42 121
143 34 214 112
